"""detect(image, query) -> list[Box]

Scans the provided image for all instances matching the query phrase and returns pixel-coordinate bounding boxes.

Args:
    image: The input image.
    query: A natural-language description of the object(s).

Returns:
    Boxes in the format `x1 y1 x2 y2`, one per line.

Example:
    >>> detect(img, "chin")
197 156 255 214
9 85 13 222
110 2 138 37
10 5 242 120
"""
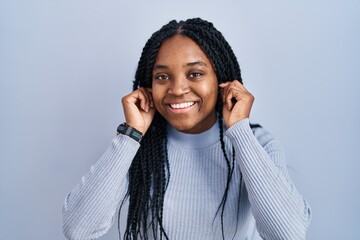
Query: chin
171 122 208 134
170 123 194 132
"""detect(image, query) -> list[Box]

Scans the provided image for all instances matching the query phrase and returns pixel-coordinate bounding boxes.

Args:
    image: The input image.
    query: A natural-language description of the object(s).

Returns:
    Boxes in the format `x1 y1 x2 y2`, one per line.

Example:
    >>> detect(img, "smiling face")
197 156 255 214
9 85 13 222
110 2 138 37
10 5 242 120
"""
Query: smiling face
151 35 218 134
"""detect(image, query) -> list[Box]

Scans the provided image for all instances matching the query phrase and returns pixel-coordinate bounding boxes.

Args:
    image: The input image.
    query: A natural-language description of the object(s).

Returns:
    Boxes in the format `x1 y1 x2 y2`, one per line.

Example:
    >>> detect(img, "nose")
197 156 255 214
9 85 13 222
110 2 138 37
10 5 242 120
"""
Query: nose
168 76 190 96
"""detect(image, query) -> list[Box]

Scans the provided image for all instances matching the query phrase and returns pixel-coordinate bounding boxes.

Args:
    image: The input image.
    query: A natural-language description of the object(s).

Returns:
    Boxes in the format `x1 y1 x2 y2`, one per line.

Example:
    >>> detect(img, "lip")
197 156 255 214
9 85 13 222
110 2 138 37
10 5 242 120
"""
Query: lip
166 101 197 114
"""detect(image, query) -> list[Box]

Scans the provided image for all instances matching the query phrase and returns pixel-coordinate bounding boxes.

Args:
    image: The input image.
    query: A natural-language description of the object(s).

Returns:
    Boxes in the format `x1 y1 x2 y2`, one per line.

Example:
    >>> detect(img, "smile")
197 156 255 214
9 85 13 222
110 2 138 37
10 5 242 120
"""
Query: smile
170 102 196 109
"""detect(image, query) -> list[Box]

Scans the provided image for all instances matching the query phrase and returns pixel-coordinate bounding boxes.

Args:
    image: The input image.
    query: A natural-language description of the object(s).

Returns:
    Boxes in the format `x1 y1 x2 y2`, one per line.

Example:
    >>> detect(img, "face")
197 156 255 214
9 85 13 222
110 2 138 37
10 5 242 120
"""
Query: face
151 35 218 134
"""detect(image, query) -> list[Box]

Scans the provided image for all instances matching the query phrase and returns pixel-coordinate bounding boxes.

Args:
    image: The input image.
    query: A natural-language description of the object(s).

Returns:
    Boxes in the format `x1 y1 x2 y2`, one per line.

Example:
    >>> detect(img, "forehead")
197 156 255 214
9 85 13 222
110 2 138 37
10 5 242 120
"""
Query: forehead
155 35 212 65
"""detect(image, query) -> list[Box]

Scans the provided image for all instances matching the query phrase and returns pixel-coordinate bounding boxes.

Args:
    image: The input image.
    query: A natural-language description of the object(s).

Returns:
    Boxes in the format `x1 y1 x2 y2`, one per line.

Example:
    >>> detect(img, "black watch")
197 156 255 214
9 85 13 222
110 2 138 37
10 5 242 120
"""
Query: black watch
116 123 143 142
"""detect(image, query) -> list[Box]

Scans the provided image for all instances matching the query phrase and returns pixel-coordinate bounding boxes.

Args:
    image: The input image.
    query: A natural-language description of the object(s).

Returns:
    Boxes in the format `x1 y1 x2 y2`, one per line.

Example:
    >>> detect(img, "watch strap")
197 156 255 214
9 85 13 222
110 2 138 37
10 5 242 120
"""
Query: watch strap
117 123 143 142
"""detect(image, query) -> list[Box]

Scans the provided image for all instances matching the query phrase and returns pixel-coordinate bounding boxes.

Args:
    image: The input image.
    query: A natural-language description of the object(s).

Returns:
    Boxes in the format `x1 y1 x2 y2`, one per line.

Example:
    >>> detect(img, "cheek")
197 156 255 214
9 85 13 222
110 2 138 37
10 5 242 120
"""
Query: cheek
151 85 164 109
202 83 218 105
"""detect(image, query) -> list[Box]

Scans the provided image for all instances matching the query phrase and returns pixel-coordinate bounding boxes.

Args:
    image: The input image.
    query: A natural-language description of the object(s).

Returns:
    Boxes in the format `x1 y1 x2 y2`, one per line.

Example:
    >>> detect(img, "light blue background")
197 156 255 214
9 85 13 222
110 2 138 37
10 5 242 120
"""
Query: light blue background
1 1 359 239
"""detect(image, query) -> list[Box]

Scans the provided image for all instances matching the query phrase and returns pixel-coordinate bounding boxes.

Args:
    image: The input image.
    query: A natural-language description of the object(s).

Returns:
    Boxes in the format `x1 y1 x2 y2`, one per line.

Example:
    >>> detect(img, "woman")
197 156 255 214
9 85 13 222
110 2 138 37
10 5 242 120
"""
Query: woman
62 18 311 240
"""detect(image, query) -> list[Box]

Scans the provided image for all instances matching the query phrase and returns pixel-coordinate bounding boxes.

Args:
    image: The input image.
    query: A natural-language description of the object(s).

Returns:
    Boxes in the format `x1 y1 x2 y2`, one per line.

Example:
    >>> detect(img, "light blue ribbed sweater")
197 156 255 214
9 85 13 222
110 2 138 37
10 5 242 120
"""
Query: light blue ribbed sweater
62 118 311 240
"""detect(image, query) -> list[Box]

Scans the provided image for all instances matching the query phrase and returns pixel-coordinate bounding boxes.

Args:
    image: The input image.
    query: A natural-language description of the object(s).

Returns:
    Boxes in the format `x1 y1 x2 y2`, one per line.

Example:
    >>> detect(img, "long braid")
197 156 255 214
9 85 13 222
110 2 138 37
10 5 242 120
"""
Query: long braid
120 18 248 239
217 112 234 240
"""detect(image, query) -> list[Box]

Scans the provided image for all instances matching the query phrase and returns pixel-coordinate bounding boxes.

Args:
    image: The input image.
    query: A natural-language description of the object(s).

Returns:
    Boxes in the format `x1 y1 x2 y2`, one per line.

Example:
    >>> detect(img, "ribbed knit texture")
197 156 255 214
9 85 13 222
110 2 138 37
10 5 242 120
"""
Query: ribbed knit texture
62 118 311 240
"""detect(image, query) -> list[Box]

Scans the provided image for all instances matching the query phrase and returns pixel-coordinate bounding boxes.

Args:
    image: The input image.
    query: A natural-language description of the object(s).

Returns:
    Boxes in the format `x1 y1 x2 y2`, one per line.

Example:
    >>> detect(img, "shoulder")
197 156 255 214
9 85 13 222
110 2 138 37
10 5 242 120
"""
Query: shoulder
252 123 285 154
226 119 284 154
251 124 276 145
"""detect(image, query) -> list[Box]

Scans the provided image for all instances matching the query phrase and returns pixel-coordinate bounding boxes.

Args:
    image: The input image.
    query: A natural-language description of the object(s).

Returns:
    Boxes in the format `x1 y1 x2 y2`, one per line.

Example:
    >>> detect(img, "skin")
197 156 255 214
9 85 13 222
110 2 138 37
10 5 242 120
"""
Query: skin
121 35 254 135
151 35 218 134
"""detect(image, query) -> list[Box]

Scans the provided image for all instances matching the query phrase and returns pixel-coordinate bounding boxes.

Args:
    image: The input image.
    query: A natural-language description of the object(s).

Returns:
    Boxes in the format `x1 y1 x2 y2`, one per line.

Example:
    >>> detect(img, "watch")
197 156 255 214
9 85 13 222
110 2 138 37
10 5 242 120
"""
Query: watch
116 123 143 142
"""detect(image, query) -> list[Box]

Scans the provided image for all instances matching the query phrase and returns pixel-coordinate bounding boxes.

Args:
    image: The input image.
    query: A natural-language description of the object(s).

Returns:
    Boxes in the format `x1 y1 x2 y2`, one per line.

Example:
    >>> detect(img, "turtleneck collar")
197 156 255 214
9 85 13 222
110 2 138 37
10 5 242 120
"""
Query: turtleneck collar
167 121 220 150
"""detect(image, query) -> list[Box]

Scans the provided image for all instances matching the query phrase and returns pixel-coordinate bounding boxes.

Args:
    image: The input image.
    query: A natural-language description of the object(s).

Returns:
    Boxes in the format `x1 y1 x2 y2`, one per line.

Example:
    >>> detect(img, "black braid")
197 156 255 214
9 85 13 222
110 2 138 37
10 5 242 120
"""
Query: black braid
119 18 255 240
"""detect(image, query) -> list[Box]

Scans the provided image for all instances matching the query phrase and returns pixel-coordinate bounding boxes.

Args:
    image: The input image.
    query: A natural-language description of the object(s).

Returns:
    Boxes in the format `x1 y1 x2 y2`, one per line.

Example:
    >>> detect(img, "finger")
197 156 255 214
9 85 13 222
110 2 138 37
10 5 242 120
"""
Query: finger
233 81 249 93
224 86 240 108
219 82 231 89
225 89 235 110
220 81 245 106
220 80 240 95
221 83 232 110
145 88 154 108
231 79 243 86
219 82 231 102
219 80 242 88
226 81 246 95
131 88 147 112
138 88 151 112
143 88 155 111
144 88 155 110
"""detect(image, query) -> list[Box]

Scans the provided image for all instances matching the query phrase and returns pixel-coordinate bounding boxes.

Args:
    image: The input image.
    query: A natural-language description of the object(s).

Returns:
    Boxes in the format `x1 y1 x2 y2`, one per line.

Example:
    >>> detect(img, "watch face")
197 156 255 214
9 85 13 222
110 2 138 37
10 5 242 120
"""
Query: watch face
117 124 127 134
130 129 142 141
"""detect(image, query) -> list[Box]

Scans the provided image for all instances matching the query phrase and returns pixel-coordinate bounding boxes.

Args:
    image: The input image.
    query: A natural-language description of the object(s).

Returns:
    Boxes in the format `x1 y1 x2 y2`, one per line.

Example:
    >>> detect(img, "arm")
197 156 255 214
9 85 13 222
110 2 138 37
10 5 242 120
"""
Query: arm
62 135 140 240
226 118 311 239
63 87 155 240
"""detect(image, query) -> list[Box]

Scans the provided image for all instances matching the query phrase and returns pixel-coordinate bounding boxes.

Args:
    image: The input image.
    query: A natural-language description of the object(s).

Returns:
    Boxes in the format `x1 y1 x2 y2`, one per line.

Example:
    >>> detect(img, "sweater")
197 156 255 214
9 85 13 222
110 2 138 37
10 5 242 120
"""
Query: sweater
62 118 311 240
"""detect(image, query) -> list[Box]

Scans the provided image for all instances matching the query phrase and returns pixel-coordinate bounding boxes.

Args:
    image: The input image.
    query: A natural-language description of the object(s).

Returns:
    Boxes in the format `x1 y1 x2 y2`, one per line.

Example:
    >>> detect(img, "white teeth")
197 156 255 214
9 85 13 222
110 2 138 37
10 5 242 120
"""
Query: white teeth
170 102 195 109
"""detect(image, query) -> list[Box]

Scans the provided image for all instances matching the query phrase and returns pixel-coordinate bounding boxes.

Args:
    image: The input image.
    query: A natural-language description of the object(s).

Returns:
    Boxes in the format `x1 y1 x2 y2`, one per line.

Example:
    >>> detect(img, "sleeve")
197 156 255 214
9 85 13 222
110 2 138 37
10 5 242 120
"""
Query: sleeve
225 118 311 240
62 134 140 240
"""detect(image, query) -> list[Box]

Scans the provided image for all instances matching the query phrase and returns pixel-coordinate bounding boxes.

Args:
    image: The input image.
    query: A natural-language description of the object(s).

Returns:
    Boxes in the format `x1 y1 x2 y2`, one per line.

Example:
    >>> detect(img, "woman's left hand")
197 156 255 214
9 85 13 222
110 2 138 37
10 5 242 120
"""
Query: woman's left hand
219 80 254 128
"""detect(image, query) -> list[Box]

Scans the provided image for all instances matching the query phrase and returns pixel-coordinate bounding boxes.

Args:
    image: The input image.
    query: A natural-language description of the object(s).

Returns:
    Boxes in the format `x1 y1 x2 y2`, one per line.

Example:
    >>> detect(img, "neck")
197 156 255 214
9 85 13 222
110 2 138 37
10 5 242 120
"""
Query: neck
167 121 220 150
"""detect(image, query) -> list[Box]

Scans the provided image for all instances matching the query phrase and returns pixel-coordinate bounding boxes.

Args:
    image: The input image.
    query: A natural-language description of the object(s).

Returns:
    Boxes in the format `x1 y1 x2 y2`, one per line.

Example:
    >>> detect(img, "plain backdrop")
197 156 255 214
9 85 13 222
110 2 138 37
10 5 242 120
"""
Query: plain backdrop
1 0 359 239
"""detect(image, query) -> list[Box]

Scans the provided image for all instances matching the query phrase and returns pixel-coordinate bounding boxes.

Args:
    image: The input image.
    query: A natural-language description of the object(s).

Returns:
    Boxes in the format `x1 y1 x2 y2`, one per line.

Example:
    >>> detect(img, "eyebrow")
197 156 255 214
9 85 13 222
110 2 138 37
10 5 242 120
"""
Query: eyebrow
186 61 208 67
153 61 208 70
153 64 168 70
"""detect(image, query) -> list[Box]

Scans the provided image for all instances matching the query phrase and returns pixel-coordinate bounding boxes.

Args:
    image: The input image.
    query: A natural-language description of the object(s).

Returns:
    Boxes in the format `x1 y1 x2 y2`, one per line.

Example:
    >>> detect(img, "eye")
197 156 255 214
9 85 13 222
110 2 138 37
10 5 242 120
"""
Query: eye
189 72 203 78
154 74 170 80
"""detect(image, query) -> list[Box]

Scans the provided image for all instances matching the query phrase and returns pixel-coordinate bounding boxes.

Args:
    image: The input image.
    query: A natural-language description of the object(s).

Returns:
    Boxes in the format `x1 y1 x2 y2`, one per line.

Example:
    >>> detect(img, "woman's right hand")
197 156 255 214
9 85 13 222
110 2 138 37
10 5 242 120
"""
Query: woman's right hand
121 87 156 135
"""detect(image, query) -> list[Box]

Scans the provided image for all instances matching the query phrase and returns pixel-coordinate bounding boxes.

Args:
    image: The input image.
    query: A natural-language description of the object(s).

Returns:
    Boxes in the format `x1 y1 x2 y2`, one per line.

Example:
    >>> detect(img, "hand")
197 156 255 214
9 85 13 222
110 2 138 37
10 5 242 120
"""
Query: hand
121 87 156 134
219 80 254 128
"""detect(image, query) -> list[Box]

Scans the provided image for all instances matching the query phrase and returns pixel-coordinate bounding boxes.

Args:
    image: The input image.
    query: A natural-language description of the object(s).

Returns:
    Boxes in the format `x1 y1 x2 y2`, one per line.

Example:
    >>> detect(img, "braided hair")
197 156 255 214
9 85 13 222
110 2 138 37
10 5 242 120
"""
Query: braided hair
119 18 244 240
